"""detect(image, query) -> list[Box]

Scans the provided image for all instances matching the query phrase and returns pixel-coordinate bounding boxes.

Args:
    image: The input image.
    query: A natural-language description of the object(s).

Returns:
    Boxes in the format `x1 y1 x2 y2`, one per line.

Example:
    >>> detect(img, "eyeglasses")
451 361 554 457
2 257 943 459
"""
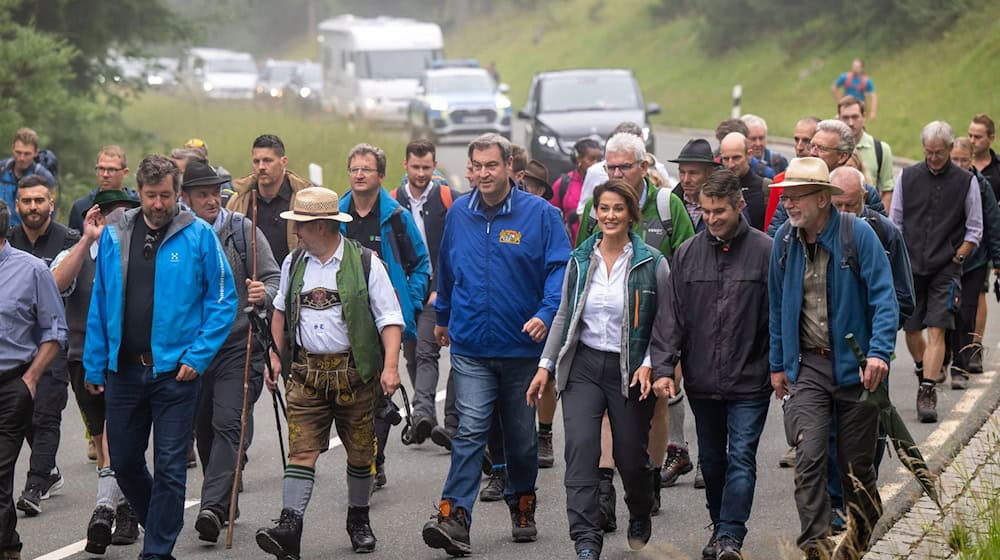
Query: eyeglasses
604 162 637 174
924 148 949 158
95 166 124 175
143 230 162 260
809 144 841 155
778 189 824 204
348 167 378 176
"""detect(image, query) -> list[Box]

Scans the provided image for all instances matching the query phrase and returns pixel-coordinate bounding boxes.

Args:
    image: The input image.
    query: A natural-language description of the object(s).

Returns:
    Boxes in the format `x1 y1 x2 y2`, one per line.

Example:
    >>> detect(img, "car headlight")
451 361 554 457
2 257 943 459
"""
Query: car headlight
147 75 164 86
495 96 511 110
270 88 281 98
299 87 311 98
428 97 448 112
364 97 376 109
536 123 560 152
203 82 214 92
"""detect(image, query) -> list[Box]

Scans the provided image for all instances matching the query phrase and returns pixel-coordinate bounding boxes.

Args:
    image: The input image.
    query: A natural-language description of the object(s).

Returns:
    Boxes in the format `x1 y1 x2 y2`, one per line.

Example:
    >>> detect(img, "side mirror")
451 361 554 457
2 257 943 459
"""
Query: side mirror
498 83 510 94
517 108 531 120
646 103 661 115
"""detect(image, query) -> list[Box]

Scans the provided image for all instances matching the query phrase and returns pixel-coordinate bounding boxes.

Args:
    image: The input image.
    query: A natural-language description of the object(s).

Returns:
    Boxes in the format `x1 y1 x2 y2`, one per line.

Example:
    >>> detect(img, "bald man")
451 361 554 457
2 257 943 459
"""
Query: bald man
719 132 767 230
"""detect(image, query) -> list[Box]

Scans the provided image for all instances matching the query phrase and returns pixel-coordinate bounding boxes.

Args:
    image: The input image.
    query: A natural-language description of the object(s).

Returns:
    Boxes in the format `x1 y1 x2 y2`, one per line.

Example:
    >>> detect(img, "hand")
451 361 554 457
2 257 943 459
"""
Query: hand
434 325 450 347
771 371 790 399
526 368 549 407
522 317 548 343
380 366 400 396
861 357 889 392
652 377 676 400
83 205 105 242
630 366 652 400
265 350 282 392
428 291 437 306
85 382 104 396
246 279 266 306
176 364 199 382
21 377 37 399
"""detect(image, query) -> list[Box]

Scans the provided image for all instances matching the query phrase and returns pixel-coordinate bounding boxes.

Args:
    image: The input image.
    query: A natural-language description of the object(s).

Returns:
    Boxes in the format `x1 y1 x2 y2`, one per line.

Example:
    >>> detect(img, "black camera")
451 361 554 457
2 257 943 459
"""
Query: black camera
374 396 402 426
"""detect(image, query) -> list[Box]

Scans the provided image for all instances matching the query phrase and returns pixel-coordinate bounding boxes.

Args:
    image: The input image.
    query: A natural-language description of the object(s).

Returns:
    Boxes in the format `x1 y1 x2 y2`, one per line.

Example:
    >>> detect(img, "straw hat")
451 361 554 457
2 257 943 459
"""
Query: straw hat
770 157 844 194
279 187 353 223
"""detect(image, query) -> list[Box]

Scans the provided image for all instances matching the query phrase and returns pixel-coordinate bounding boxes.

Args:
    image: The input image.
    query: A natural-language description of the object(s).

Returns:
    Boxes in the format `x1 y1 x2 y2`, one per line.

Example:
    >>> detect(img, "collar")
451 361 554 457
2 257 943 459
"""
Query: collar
16 219 54 244
593 239 634 260
0 240 9 264
405 182 432 203
306 237 344 267
857 132 874 149
707 215 749 248
212 208 229 232
927 159 953 176
472 178 517 213
276 176 293 200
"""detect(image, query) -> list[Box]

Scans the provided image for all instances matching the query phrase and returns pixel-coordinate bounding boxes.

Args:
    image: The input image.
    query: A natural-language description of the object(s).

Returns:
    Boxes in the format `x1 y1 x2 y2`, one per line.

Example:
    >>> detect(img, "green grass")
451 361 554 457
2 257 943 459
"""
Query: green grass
444 0 1000 159
119 92 407 193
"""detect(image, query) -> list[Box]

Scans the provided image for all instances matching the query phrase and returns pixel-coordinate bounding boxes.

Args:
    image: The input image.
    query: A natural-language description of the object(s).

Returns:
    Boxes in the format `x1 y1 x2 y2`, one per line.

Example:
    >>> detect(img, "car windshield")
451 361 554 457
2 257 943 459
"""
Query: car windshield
426 73 495 94
357 49 441 80
267 65 296 82
207 58 256 74
539 74 641 112
300 64 321 82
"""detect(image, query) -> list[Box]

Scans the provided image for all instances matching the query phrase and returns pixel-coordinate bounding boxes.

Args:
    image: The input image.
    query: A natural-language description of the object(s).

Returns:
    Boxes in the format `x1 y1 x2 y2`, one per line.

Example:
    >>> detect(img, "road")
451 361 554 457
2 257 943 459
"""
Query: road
19 125 1000 560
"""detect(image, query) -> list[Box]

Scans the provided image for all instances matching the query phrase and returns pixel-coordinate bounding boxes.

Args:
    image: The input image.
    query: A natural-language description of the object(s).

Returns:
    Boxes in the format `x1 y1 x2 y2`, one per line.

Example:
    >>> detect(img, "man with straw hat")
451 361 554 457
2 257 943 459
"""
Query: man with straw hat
768 157 897 559
256 186 403 557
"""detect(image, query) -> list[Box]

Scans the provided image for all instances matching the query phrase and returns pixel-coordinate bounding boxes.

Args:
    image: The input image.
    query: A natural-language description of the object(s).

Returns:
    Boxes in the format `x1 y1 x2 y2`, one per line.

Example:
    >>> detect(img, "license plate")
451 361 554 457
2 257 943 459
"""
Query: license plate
463 115 488 124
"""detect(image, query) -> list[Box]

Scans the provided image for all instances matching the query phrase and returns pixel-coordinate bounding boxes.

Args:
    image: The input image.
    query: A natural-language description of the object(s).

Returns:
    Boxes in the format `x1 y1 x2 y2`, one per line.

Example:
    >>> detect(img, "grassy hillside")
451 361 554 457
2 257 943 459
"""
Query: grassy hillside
444 0 1000 159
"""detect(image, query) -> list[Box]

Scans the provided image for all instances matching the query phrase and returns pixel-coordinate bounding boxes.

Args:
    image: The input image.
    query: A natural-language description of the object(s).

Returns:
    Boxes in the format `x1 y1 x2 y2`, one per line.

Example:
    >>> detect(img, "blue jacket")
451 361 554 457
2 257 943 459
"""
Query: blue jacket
768 207 898 385
1 159 55 227
84 208 237 384
436 183 571 359
340 188 430 341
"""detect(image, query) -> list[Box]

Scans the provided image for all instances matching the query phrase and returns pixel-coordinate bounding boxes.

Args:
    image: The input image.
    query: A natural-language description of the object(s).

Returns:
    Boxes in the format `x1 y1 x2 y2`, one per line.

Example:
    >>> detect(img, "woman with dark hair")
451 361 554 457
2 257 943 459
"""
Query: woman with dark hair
528 180 669 560
551 138 603 240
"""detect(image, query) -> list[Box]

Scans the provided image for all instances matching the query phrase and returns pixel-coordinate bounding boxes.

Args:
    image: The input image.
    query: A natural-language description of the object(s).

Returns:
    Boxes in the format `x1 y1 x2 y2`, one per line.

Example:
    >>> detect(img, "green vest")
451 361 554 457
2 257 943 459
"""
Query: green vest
285 239 383 383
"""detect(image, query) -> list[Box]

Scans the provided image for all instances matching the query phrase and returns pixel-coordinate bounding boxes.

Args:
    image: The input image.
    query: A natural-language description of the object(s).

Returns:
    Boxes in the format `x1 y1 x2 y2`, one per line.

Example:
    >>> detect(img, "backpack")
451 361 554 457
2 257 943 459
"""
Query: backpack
387 207 420 276
34 149 58 182
873 137 885 185
553 173 571 211
390 183 453 210
229 212 250 276
586 187 674 255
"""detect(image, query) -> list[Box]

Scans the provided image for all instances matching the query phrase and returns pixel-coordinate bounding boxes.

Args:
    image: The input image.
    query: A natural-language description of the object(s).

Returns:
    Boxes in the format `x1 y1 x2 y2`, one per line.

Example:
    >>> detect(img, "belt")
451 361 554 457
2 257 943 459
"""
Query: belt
803 347 832 359
120 352 154 367
0 363 29 384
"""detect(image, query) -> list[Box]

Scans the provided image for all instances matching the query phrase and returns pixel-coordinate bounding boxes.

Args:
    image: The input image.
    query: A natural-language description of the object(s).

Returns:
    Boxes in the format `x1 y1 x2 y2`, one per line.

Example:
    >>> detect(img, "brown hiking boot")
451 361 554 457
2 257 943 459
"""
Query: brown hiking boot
509 493 537 542
917 383 938 423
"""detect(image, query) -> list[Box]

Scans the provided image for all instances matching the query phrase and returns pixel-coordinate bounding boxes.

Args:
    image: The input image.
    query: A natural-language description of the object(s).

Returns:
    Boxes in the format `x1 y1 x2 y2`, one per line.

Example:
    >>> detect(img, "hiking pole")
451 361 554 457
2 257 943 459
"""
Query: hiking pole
247 306 288 469
226 188 259 548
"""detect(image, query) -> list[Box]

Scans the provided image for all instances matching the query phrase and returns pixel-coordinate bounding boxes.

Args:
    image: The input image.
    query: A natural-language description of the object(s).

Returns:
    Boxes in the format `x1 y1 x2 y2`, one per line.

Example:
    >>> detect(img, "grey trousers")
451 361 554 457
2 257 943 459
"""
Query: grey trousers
562 345 655 554
403 301 443 421
785 351 881 553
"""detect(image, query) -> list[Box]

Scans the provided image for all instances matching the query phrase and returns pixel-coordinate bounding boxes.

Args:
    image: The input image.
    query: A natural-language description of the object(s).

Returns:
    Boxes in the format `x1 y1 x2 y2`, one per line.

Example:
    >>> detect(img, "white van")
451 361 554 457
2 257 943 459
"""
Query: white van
179 48 258 100
318 15 443 123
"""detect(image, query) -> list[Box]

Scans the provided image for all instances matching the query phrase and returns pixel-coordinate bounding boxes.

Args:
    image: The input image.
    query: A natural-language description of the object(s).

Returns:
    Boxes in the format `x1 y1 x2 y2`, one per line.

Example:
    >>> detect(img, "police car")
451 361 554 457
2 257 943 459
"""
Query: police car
408 61 512 143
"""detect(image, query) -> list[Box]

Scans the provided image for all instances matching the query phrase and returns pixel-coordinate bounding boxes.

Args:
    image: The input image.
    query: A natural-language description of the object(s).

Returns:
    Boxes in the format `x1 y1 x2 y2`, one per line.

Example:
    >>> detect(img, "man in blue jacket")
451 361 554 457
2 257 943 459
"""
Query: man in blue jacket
769 157 897 560
84 154 237 560
0 128 55 228
422 133 570 556
340 143 431 489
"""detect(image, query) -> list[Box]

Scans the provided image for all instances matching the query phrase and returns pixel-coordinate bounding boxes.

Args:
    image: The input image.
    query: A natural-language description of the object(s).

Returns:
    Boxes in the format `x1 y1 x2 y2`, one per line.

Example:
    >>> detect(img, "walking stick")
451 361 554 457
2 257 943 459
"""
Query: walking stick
226 188 259 548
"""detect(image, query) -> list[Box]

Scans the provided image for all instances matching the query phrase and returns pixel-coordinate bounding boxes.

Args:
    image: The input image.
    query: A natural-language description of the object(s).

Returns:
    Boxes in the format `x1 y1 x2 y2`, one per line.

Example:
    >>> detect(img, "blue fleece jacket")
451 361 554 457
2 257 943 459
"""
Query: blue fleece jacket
435 184 570 359
768 207 898 385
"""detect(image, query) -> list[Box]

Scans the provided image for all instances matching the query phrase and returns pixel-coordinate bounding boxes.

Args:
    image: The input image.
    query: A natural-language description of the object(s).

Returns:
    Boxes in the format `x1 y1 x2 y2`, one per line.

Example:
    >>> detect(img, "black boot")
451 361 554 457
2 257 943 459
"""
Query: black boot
347 506 377 553
423 499 472 556
85 506 115 554
256 508 303 560
598 478 617 532
111 502 140 545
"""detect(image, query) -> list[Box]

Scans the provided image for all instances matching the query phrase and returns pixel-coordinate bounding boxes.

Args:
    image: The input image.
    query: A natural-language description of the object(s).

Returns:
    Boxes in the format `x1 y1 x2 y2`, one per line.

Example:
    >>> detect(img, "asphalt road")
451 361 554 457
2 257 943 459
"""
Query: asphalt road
19 126 1000 560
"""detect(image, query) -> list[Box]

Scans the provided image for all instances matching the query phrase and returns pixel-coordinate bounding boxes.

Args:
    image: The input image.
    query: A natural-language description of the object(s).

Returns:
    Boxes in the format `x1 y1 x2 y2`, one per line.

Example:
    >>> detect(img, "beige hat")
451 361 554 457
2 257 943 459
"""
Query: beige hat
279 187 353 223
770 157 844 195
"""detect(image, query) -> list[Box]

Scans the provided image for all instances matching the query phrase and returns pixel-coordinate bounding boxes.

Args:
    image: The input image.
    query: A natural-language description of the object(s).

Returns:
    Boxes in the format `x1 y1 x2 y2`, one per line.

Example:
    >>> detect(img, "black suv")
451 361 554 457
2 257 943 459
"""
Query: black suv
517 69 660 176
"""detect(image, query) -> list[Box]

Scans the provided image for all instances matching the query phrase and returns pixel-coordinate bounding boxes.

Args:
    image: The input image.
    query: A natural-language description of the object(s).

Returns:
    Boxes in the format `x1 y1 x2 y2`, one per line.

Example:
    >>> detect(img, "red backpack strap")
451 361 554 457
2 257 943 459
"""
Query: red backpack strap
390 187 399 200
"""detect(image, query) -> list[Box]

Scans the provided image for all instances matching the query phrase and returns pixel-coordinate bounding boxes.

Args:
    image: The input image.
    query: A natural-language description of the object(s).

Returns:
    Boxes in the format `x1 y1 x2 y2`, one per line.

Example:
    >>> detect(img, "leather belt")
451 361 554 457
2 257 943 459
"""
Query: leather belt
804 347 832 359
120 352 154 367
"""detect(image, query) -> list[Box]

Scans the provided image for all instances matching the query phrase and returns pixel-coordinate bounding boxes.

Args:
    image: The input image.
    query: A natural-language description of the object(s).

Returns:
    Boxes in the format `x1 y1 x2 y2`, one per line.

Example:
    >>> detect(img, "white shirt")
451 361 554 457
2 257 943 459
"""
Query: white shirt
274 238 404 354
404 182 431 243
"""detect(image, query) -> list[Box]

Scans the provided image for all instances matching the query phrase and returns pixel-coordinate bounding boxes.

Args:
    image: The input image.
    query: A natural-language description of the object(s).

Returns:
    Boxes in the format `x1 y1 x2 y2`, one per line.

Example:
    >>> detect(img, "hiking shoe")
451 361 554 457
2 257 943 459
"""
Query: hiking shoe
829 510 846 536
626 515 651 550
598 478 617 532
15 484 43 516
87 439 98 462
716 536 743 560
951 370 969 390
346 506 377 553
85 505 115 554
694 463 705 489
374 464 387 491
577 548 600 560
430 426 455 451
651 469 661 517
195 509 223 543
480 468 505 502
778 446 796 468
509 493 538 542
422 499 471 556
969 342 984 374
256 508 303 560
701 534 719 560
661 443 693 487
112 502 140 545
41 467 64 499
917 383 938 423
537 429 554 468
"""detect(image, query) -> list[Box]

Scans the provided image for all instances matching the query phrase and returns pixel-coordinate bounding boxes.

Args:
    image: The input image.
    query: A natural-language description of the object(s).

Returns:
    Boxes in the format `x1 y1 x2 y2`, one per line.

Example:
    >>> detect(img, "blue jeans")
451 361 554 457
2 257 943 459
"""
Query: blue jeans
106 364 201 560
688 396 769 545
441 355 538 525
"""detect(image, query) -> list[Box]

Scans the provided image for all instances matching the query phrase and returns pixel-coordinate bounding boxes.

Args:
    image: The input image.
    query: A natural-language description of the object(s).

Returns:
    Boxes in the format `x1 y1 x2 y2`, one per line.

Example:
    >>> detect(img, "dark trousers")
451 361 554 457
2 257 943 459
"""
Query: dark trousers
25 365 68 488
0 376 33 554
784 351 881 553
562 345 655 554
195 346 263 517
106 363 201 560
403 302 442 421
949 264 988 374
689 396 769 545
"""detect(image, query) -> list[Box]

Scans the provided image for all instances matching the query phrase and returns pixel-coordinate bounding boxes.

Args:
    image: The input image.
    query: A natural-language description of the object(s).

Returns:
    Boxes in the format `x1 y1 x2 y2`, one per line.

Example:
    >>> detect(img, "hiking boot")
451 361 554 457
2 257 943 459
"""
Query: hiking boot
694 463 705 489
430 425 455 451
650 469 661 517
537 429 554 468
480 468 505 502
969 342 984 374
2 550 19 560
422 499 471 556
346 506 377 553
15 484 42 516
374 464 387 491
661 443 693 487
626 515 651 551
778 446 796 468
85 505 115 554
111 502 140 545
951 370 969 390
509 493 538 542
577 548 600 560
917 383 938 423
411 415 435 445
701 534 719 560
256 508 303 560
598 478 616 532
87 439 98 462
716 536 743 560
41 467 64 499
195 508 223 543
803 539 836 560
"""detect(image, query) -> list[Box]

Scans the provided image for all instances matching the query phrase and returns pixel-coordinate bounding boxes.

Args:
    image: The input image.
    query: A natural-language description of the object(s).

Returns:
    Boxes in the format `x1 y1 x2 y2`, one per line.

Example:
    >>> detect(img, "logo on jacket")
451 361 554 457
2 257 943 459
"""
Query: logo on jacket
499 229 522 245
170 252 180 263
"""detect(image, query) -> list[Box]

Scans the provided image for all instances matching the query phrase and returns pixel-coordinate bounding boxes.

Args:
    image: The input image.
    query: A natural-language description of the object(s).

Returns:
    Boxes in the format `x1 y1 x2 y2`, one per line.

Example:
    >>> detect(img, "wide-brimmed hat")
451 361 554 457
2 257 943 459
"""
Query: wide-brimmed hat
668 138 716 165
770 157 844 194
279 187 353 223
523 159 553 199
88 189 139 218
181 160 227 190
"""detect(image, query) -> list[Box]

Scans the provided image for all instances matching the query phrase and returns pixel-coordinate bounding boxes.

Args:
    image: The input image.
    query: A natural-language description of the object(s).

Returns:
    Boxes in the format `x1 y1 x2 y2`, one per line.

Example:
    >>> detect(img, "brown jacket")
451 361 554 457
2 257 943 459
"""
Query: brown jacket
226 170 313 254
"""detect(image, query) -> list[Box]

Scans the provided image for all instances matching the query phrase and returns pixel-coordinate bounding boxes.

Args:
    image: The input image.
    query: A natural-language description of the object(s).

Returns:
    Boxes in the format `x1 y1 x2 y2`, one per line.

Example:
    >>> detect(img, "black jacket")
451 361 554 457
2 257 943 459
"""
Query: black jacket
650 217 772 401
393 182 459 293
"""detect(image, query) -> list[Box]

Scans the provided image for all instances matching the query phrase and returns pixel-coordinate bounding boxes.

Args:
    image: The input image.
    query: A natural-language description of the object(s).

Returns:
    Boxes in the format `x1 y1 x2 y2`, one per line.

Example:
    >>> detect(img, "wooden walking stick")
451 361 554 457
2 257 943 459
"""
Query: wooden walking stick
226 188 259 548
